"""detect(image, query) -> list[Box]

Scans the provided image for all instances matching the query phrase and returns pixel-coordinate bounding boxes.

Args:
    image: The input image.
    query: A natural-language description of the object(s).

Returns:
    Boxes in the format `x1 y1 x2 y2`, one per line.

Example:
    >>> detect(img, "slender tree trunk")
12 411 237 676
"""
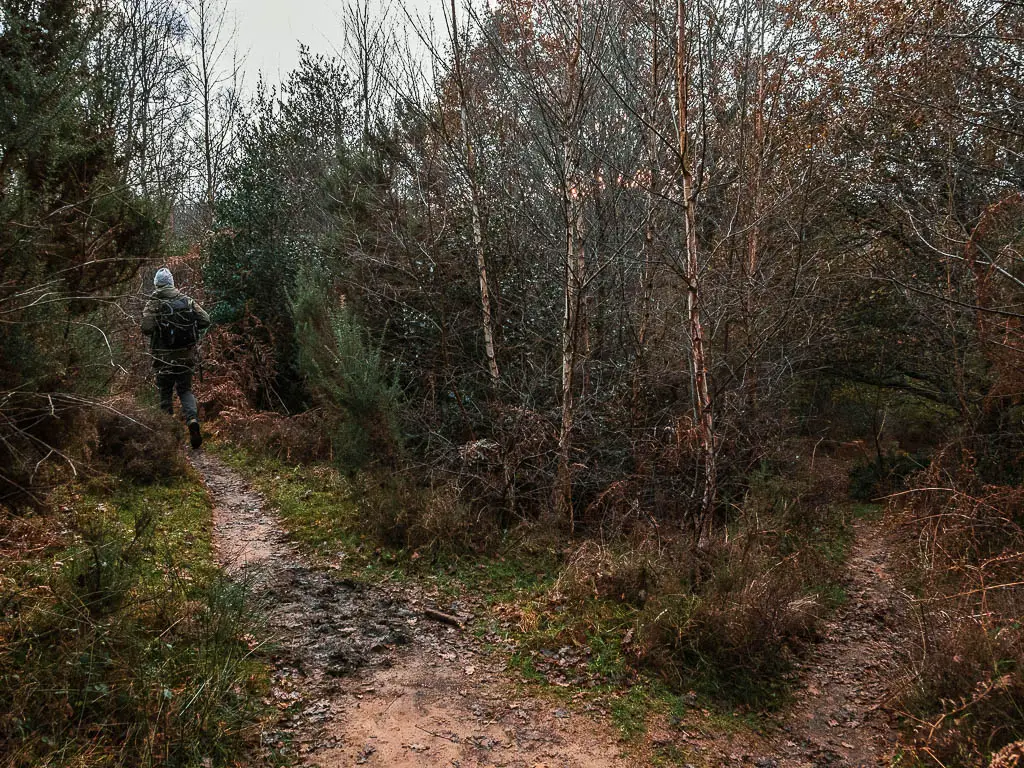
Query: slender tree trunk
451 0 500 385
554 10 588 531
555 135 587 528
676 0 716 548
635 0 662 423
743 33 766 405
200 1 215 217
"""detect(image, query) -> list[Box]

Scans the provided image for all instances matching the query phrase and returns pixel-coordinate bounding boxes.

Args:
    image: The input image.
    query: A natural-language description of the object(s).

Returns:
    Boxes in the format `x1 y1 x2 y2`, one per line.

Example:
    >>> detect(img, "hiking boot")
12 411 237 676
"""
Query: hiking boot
188 419 203 449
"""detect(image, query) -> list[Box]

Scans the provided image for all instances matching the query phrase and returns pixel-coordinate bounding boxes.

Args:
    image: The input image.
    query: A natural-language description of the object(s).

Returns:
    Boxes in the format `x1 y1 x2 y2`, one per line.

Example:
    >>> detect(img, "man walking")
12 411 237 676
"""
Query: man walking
142 267 211 448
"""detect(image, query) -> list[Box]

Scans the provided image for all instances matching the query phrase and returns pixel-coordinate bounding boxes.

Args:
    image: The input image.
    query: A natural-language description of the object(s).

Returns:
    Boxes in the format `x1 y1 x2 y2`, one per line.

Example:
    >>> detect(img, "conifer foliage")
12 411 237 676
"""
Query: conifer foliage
0 0 163 506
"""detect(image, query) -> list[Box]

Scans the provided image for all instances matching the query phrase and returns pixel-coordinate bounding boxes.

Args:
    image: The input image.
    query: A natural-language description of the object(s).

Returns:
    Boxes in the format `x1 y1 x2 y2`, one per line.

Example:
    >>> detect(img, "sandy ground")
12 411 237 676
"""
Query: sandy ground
193 451 631 767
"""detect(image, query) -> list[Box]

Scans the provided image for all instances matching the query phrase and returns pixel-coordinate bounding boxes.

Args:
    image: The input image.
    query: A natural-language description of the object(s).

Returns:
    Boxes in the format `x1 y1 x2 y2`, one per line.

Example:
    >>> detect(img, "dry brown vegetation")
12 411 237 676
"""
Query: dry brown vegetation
3 0 1024 763
891 450 1024 764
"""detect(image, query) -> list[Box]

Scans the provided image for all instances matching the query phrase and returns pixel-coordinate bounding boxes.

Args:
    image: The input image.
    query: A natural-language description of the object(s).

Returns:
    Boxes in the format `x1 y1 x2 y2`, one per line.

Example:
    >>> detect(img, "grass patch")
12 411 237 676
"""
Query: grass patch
432 551 561 604
212 442 363 559
211 441 557 588
0 469 272 768
851 502 884 521
610 683 655 740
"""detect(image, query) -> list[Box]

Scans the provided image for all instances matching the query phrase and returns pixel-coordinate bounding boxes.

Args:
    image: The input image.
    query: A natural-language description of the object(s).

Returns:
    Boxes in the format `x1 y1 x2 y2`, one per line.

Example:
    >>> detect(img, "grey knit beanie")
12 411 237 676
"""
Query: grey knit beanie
154 267 174 288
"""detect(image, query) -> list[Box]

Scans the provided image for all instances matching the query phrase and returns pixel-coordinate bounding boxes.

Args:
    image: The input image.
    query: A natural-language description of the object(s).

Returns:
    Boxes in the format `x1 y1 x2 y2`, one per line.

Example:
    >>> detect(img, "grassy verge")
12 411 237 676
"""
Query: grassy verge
213 442 365 560
0 468 272 768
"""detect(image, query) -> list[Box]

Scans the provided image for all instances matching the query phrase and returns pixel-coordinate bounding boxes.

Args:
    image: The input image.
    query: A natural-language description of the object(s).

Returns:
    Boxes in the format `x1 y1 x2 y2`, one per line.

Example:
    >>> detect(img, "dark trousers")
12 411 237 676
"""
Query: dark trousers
156 369 198 422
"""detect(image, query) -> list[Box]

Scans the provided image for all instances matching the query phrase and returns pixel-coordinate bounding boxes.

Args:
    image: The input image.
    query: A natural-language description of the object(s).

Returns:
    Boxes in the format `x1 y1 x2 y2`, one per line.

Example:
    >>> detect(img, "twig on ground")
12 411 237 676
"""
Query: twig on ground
423 607 464 630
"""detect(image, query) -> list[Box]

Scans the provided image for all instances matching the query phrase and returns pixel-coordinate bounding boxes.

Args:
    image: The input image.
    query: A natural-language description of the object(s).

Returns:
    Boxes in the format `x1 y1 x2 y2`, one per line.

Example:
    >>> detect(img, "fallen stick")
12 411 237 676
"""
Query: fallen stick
423 607 464 630
416 724 460 743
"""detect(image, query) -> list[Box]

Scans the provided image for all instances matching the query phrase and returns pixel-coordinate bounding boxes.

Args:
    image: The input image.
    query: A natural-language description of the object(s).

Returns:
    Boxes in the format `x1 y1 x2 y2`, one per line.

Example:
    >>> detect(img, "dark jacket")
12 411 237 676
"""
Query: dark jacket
142 285 211 371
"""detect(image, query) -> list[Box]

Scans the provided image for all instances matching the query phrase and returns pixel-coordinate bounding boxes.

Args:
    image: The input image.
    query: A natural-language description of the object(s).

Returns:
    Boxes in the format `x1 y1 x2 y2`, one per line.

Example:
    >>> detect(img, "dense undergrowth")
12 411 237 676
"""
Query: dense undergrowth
890 449 1024 766
0 414 271 768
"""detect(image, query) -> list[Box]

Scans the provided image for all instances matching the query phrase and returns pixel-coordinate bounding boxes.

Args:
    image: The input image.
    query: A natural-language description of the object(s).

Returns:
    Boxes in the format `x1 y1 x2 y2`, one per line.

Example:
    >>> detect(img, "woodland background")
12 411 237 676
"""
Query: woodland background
1 0 1023 765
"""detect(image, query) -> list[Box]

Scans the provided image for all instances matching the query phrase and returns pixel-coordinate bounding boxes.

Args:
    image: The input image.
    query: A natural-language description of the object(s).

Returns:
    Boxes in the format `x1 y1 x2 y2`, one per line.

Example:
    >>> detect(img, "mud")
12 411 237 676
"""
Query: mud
191 451 631 767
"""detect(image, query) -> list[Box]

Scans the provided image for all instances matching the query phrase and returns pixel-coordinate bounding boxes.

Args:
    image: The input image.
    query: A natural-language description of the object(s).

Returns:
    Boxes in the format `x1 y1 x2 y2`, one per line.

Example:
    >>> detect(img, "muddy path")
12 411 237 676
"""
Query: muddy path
191 451 630 767
192 451 908 767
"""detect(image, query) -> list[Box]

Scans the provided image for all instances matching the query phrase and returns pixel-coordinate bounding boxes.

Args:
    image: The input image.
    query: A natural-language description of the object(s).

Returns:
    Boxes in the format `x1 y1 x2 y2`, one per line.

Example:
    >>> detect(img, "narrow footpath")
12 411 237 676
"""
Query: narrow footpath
771 520 907 767
191 451 629 767
683 519 908 768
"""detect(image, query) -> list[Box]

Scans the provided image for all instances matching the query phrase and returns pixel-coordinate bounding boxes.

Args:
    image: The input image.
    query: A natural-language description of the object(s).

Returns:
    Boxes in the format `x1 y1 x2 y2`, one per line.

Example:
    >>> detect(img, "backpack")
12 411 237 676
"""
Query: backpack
155 296 200 349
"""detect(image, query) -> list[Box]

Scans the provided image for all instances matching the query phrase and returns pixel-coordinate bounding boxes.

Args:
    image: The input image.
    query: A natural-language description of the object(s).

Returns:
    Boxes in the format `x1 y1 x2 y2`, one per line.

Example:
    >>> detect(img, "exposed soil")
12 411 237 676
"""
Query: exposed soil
680 519 908 768
192 451 907 767
772 520 907 767
192 451 630 767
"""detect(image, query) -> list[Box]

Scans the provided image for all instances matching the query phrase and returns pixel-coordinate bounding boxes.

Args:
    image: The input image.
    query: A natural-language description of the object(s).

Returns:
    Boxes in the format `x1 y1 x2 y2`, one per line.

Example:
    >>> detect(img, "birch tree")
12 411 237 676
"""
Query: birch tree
184 0 241 223
447 0 501 384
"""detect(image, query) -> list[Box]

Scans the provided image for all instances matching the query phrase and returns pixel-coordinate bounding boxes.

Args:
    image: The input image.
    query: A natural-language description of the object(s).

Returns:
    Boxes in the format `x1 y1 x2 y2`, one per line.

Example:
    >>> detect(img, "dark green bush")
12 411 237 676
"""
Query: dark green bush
849 449 927 501
292 273 402 471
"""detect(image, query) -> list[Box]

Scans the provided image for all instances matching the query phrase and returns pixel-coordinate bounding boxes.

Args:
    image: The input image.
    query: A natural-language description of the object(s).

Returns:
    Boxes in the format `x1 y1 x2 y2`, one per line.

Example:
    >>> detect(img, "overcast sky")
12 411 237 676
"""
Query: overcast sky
225 0 441 92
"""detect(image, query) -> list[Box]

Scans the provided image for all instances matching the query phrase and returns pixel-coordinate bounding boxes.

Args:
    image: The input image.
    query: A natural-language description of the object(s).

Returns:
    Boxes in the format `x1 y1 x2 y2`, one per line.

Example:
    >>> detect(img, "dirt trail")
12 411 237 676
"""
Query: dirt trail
193 452 908 767
770 520 907 767
191 451 630 767
684 519 908 768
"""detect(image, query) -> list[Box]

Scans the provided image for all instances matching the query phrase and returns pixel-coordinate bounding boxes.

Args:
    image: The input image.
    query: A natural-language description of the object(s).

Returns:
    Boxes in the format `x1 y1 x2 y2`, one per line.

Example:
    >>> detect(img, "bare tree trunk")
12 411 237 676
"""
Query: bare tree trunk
553 7 589 530
634 0 663 422
555 137 587 528
198 0 214 214
743 23 766 406
186 0 239 227
676 0 716 548
450 0 500 385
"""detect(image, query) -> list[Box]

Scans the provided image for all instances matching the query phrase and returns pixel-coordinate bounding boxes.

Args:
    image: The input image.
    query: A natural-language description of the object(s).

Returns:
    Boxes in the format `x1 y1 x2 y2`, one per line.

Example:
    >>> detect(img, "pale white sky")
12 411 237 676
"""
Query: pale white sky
226 0 442 91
